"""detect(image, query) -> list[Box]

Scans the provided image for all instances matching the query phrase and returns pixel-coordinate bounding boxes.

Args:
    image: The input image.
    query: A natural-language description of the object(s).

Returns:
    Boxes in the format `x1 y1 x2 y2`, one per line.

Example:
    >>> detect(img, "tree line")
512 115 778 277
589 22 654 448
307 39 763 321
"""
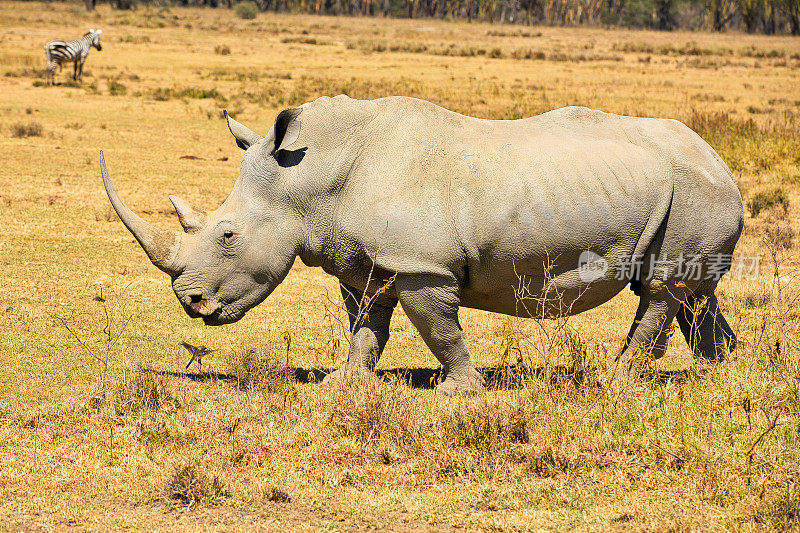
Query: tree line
84 0 800 34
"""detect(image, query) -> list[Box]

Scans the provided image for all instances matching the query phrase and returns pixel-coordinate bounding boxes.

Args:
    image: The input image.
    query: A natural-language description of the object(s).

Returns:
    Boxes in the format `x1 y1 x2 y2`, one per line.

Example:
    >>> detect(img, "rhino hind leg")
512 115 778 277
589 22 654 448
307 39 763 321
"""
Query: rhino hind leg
322 282 396 385
394 274 484 396
676 287 736 362
616 284 683 380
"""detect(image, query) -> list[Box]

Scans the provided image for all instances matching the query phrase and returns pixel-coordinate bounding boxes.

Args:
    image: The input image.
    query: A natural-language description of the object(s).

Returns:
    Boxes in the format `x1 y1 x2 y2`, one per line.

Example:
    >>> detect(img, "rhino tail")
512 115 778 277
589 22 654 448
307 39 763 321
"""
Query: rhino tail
629 179 675 295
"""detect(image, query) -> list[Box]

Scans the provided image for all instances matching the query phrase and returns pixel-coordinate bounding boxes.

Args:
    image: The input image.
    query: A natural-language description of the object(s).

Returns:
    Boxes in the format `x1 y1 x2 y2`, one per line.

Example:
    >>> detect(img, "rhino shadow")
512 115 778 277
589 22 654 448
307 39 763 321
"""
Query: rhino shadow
145 366 699 389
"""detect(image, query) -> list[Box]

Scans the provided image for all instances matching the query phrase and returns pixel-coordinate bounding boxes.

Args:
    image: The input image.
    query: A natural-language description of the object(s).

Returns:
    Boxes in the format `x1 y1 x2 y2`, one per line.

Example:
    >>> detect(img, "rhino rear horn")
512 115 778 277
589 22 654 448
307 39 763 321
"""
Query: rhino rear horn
224 110 262 150
169 195 207 233
100 151 183 276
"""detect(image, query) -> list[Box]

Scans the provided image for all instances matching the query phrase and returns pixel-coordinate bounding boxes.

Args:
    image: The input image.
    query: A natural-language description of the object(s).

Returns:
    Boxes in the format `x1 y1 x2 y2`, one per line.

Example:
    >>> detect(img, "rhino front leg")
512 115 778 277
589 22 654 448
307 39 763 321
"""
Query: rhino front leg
323 282 396 384
395 274 484 396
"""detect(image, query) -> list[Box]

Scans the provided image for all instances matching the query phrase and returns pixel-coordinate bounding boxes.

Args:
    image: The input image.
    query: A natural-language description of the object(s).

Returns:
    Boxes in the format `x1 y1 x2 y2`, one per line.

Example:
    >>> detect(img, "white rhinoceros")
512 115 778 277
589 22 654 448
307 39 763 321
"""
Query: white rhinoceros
101 95 743 394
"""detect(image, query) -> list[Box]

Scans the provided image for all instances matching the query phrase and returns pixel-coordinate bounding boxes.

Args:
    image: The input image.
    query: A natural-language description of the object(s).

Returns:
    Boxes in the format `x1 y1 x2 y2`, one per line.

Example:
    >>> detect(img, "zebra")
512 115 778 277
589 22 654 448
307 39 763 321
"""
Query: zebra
44 29 102 86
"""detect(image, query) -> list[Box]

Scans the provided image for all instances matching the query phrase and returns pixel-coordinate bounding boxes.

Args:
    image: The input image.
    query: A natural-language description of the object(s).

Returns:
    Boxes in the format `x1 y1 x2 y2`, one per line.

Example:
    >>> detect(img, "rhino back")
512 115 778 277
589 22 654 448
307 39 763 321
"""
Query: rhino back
295 97 739 311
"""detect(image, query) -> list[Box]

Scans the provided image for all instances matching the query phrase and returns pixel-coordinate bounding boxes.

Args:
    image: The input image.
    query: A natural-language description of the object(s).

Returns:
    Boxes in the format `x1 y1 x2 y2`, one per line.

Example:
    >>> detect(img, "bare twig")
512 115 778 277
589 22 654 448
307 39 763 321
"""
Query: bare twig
51 284 133 397
747 410 781 490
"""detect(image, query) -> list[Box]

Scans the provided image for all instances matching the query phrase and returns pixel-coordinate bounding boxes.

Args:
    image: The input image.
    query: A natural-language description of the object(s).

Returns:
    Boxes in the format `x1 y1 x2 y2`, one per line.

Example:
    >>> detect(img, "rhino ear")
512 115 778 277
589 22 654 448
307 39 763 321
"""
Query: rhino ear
224 110 262 150
267 107 302 154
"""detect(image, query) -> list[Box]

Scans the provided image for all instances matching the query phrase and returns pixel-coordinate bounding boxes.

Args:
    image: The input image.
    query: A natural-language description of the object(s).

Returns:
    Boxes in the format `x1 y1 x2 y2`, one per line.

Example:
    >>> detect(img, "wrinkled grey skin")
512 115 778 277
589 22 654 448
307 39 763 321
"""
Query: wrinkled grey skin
102 96 743 394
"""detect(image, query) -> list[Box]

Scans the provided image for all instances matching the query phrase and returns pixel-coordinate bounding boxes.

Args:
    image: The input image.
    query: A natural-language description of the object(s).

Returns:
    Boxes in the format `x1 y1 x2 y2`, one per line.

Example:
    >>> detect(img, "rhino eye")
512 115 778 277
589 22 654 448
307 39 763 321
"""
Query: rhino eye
220 230 237 247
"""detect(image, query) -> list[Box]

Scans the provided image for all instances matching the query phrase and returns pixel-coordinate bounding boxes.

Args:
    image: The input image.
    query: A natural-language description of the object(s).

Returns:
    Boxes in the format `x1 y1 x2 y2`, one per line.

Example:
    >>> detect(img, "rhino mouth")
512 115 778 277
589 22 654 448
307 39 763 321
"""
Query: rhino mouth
201 305 245 326
201 310 223 326
202 309 231 326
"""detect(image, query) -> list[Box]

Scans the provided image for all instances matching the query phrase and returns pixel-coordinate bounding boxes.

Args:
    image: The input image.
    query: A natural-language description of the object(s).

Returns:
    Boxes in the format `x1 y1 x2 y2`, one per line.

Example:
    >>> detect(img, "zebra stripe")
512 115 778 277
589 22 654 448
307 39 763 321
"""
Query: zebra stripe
44 29 102 85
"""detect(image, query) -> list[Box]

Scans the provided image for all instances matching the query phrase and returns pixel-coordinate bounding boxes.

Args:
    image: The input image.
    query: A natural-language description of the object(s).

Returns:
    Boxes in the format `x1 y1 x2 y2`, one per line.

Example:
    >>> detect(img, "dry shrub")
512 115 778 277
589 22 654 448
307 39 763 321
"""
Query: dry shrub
150 86 225 102
135 414 198 449
326 372 421 446
225 348 292 392
756 494 800 528
214 44 231 55
743 290 771 308
281 36 325 45
120 34 150 44
113 367 180 414
4 67 45 78
264 485 290 502
11 121 42 137
748 188 789 218
166 463 226 504
521 445 576 477
136 417 171 446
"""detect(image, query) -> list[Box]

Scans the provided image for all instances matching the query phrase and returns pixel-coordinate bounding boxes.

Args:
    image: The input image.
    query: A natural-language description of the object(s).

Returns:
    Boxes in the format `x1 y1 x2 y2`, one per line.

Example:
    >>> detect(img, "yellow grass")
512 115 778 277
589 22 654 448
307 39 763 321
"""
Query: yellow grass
1 1 799 529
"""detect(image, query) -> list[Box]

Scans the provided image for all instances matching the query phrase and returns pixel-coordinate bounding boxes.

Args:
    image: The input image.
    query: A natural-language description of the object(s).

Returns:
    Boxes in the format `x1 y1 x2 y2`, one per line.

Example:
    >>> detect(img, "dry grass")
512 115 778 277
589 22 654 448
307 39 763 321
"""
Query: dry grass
1 1 800 530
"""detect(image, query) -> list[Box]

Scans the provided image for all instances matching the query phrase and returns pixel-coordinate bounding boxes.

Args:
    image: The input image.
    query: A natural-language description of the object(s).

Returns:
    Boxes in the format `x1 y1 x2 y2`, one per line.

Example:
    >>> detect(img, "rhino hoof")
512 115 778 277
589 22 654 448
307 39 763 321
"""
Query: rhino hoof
322 365 371 386
613 355 655 384
435 368 485 397
321 367 345 386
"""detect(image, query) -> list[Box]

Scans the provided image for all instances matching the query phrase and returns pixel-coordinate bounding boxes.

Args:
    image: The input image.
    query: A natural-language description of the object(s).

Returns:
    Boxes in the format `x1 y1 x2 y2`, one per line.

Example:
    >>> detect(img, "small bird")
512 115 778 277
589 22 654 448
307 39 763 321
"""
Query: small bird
180 341 215 372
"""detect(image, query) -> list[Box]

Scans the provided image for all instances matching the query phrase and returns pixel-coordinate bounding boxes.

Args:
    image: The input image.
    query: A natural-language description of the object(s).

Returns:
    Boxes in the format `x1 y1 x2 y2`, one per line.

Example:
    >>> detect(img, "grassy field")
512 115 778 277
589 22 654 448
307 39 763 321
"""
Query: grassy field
1 1 800 529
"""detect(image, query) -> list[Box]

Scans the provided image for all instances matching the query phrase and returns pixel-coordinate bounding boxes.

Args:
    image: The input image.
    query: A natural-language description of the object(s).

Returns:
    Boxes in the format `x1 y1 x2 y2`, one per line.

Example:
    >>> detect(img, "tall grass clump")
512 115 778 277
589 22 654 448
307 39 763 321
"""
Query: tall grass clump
441 395 529 450
325 373 423 447
113 367 180 414
684 109 798 175
166 463 227 504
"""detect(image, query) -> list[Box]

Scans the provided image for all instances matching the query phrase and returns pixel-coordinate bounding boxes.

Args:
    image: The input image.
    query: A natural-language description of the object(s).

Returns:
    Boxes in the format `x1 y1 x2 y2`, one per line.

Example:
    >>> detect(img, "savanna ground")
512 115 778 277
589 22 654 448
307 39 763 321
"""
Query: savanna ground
1 2 800 529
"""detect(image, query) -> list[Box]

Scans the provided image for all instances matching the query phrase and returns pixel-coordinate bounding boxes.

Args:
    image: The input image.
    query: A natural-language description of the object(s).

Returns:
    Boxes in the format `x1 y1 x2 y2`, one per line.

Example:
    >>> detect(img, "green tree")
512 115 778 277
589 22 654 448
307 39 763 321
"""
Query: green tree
776 0 800 33
707 0 734 29
740 0 761 31
655 0 674 28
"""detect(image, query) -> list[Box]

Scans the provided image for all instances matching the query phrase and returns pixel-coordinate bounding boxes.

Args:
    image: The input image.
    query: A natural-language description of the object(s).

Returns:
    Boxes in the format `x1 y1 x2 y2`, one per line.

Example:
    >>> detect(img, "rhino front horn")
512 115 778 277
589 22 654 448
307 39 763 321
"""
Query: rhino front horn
100 151 184 276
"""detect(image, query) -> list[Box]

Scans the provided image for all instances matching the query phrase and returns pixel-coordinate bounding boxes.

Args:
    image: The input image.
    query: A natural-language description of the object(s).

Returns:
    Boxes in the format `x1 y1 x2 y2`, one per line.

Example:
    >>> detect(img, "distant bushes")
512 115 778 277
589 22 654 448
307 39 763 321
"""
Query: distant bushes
150 86 225 102
72 0 800 35
235 1 257 19
120 34 150 44
344 39 628 62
